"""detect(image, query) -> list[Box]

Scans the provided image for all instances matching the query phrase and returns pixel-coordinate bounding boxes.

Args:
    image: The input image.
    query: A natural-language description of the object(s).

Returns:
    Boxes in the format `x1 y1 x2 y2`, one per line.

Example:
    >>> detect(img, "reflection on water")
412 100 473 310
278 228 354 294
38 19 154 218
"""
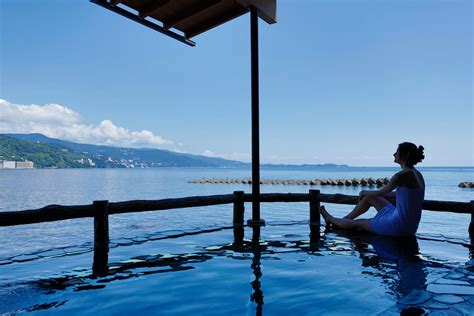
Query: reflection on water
370 235 427 297
0 223 473 315
330 229 429 296
250 227 264 316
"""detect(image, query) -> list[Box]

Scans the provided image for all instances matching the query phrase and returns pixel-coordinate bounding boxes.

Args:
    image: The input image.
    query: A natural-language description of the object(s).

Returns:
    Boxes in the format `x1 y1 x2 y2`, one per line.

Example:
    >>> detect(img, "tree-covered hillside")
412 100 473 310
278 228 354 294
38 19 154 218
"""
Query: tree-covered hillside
8 133 250 168
0 135 88 168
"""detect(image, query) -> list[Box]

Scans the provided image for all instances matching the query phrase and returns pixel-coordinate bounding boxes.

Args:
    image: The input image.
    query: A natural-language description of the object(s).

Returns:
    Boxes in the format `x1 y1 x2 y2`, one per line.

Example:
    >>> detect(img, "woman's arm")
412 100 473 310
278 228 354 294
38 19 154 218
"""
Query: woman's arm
359 173 400 198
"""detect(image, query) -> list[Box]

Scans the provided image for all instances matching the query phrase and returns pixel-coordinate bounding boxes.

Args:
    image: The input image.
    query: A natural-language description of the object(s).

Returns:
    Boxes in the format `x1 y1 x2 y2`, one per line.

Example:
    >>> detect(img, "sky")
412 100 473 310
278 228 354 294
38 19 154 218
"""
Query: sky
0 0 472 166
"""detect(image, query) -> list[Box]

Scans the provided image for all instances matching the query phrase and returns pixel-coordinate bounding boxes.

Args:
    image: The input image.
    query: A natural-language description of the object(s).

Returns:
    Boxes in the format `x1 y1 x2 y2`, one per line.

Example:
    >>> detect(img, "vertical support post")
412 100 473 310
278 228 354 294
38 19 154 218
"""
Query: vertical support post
248 6 264 227
233 226 245 248
252 225 261 244
233 191 245 226
309 224 320 248
93 200 109 276
309 190 321 226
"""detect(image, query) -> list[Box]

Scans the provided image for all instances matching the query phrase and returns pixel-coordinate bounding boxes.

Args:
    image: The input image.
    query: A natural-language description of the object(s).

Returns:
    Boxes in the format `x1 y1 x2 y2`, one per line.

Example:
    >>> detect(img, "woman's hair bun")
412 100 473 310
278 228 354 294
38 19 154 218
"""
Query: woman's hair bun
417 145 425 163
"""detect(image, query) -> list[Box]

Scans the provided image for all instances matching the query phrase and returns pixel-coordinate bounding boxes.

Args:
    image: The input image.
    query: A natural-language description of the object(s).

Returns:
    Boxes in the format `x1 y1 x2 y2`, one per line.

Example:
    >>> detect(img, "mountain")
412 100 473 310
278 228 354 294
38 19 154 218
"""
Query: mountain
0 134 88 168
3 133 350 169
5 133 249 168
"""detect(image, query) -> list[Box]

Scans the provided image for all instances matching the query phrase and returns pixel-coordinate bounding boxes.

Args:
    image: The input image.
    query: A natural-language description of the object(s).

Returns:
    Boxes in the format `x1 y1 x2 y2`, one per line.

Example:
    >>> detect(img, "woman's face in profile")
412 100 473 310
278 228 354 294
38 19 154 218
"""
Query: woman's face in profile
393 148 401 164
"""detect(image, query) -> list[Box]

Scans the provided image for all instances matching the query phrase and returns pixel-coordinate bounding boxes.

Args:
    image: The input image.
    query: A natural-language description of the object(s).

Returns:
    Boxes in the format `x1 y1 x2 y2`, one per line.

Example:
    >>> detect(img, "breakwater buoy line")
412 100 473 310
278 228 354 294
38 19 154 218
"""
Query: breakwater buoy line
191 177 391 187
191 179 474 188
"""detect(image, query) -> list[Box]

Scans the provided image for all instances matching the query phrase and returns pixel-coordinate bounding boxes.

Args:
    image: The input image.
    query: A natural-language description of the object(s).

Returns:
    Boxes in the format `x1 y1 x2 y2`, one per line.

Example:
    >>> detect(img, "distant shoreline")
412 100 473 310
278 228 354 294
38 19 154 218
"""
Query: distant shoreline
0 166 472 171
3 134 472 170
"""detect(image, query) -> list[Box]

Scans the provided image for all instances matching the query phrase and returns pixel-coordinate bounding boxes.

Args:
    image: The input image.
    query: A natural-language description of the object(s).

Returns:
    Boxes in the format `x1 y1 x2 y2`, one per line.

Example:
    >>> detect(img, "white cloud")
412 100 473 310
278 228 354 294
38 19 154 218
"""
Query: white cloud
170 148 188 154
201 149 217 157
0 99 173 148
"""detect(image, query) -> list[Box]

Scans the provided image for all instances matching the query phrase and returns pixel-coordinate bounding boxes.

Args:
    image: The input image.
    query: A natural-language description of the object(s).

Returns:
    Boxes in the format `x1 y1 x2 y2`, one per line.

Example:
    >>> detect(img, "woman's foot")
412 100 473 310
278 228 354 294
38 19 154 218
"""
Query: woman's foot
320 205 332 226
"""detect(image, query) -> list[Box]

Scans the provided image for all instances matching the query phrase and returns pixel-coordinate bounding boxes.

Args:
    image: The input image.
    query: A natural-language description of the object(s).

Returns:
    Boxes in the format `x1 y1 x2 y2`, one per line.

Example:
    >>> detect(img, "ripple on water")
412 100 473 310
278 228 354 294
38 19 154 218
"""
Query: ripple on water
433 294 465 304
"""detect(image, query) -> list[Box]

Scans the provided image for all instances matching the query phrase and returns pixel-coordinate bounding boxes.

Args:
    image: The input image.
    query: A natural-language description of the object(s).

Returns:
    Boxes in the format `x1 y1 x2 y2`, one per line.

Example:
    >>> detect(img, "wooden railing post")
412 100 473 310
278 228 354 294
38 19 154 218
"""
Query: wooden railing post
233 191 245 226
93 200 109 276
94 200 109 246
309 190 320 226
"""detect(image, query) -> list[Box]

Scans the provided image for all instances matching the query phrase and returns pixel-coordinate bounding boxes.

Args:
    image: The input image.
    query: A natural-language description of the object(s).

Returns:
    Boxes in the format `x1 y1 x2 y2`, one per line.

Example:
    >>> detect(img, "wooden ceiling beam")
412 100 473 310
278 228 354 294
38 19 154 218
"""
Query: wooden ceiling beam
185 6 247 38
90 0 195 46
163 0 221 29
139 0 171 19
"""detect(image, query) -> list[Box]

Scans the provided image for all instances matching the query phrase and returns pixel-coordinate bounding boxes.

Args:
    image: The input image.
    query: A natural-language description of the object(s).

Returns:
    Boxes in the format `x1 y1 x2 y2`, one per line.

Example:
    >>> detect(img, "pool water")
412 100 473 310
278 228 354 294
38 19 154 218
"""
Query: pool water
1 220 472 315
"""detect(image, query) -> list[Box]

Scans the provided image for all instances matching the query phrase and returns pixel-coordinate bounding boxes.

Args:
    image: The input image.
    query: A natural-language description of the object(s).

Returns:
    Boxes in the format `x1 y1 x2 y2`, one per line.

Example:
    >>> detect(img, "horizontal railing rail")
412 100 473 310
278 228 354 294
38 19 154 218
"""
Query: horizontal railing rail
0 194 236 226
1 191 471 226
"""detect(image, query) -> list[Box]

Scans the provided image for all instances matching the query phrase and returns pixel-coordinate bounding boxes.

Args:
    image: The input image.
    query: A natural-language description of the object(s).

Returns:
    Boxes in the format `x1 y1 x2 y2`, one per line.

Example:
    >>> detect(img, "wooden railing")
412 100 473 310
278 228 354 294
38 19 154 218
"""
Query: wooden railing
1 190 472 235
1 190 472 276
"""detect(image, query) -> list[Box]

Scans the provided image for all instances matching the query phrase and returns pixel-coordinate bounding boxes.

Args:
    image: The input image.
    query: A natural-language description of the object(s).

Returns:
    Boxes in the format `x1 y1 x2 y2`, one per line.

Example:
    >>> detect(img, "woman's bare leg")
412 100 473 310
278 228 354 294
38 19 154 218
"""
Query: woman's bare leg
321 206 374 233
343 197 371 220
344 196 390 220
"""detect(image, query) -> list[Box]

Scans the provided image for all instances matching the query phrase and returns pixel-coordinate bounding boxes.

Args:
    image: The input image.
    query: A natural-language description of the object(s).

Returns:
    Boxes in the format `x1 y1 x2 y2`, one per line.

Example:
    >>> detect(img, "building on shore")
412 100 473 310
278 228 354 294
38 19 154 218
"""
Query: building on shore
77 158 96 167
0 160 34 169
1 161 16 169
15 161 34 169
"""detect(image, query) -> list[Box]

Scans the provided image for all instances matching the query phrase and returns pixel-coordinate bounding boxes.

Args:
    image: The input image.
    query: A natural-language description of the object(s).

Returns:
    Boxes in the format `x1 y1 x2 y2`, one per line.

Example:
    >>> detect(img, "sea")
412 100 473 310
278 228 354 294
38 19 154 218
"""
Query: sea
1 167 472 255
0 167 473 314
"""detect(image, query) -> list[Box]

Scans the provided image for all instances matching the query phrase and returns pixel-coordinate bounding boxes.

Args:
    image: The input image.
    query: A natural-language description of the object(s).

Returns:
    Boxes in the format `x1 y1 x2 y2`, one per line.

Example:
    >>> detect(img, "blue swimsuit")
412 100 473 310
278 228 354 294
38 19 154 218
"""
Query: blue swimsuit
370 186 425 237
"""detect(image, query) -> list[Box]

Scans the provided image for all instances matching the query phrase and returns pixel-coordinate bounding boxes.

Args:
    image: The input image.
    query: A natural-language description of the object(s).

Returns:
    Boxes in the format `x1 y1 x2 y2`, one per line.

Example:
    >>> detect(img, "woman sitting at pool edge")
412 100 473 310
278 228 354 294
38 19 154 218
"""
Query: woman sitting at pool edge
320 142 425 237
